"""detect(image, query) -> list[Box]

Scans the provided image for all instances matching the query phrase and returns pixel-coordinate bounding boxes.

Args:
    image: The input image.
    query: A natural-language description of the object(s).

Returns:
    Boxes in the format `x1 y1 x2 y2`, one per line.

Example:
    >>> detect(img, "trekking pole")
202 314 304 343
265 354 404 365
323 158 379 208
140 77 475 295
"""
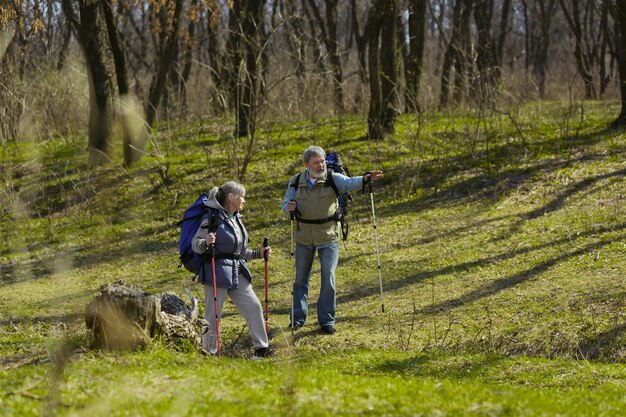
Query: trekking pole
210 243 221 356
262 237 270 336
290 208 296 335
364 173 385 313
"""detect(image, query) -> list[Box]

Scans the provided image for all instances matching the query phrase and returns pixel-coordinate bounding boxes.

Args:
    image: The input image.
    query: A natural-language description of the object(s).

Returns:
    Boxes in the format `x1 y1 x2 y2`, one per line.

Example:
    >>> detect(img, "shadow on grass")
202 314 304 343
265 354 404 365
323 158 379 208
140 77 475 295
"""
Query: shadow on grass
337 222 626 310
380 128 625 218
578 321 626 360
417 232 626 314
372 353 504 380
0 312 83 326
523 166 626 221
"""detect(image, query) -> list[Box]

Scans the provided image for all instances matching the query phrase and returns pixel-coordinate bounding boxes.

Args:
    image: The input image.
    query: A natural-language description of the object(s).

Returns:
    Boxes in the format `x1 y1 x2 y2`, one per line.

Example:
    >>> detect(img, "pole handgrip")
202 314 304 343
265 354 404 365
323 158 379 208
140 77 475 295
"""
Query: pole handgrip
362 171 372 194
262 237 269 260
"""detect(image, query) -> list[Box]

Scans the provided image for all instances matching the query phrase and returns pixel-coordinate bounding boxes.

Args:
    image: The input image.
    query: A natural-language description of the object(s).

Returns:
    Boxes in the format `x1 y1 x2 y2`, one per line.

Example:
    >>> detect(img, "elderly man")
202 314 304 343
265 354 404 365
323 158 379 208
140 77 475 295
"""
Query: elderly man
282 146 383 334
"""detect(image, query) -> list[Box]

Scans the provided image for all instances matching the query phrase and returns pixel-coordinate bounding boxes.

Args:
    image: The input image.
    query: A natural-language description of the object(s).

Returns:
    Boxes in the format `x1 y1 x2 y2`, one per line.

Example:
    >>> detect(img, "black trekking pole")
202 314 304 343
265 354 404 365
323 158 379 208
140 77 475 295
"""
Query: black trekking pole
262 237 270 336
290 207 296 335
364 173 385 313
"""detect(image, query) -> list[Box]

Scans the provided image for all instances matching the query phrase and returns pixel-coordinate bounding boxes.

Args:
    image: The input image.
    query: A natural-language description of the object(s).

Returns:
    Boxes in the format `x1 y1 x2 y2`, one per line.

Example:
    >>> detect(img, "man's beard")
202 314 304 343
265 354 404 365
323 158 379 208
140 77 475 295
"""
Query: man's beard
308 168 325 179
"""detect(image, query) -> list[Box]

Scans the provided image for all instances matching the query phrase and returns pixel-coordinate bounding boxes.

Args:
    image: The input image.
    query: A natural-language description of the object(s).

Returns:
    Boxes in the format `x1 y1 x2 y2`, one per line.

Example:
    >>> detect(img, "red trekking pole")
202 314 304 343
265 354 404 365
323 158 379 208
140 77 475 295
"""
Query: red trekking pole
262 237 270 336
210 244 221 357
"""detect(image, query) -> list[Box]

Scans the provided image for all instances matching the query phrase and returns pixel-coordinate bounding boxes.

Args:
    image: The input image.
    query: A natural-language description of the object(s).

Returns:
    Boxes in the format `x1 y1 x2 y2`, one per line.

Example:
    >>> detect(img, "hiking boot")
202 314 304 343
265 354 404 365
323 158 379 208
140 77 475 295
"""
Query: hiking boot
252 347 274 360
320 325 336 334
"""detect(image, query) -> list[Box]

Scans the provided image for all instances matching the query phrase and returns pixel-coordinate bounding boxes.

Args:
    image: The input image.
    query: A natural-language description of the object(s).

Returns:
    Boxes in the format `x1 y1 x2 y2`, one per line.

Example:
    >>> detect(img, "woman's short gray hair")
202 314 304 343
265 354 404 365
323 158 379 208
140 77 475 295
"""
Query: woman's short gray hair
303 146 326 164
212 181 245 207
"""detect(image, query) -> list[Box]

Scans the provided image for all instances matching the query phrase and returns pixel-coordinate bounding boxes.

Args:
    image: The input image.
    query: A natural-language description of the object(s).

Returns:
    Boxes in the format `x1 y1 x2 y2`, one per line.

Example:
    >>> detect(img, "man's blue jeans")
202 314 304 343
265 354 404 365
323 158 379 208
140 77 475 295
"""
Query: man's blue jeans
292 242 339 327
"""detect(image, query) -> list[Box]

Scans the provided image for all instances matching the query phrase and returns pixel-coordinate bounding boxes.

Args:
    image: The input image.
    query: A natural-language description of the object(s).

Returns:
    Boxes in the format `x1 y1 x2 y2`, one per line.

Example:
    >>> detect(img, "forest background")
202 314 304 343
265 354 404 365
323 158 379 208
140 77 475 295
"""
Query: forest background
2 0 626 166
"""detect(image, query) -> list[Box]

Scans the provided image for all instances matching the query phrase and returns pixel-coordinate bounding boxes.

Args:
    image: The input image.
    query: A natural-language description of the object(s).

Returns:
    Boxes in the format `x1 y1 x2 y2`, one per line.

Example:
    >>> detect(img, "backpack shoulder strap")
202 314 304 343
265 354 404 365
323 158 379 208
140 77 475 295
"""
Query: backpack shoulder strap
290 173 302 189
207 207 217 233
199 207 217 232
326 169 339 198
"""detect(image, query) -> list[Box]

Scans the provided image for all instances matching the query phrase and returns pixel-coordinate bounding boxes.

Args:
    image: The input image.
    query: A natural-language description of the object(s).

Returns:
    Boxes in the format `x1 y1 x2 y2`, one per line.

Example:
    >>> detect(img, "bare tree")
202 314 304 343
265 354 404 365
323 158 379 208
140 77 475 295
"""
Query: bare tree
171 0 201 114
367 0 395 139
473 0 501 103
599 0 617 96
439 0 473 108
610 0 626 127
228 0 264 140
101 0 142 166
521 0 558 98
62 0 116 166
306 0 344 113
381 0 398 133
281 0 307 98
404 0 427 113
350 0 368 85
559 0 602 99
206 1 225 108
145 0 185 127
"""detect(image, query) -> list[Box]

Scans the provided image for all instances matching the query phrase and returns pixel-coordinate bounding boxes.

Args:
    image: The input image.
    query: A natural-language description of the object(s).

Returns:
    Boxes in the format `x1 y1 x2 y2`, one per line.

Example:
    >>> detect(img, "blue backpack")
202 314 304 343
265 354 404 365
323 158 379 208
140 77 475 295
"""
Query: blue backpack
178 193 216 277
325 152 354 239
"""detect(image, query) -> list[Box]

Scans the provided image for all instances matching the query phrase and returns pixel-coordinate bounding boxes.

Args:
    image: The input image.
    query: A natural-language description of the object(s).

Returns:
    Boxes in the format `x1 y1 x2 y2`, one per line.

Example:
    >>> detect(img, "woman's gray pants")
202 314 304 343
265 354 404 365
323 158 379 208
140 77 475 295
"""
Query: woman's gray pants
203 277 268 354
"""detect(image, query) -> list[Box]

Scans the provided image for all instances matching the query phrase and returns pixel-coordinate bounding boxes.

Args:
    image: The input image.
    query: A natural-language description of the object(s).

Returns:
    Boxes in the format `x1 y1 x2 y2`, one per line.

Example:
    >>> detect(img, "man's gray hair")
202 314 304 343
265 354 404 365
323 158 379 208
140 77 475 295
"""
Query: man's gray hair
303 146 326 164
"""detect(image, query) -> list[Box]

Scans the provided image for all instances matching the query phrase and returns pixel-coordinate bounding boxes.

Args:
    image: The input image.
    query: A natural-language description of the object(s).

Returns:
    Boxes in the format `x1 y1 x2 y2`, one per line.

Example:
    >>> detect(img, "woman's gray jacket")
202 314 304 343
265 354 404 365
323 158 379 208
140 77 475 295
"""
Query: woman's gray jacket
191 194 260 288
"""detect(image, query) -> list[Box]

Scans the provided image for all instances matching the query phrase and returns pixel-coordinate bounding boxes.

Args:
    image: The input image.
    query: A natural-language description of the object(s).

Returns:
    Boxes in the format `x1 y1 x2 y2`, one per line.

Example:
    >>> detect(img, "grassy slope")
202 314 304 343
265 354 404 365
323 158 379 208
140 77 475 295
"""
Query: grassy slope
1 101 626 416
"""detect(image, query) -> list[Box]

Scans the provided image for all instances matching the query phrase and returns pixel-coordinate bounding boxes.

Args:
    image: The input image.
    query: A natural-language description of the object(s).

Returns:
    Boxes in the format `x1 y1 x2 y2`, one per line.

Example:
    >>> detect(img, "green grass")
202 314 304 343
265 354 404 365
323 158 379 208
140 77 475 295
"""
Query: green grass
2 347 625 416
1 101 626 416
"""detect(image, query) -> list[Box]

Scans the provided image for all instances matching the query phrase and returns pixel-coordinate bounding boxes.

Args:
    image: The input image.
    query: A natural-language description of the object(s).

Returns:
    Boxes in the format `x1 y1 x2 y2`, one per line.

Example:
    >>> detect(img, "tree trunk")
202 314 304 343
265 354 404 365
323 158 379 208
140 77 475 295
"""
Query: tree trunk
611 0 626 128
439 0 466 108
207 4 225 110
86 281 161 350
350 0 368 84
367 0 391 140
85 281 202 350
380 0 397 133
559 0 597 99
62 0 116 166
325 0 344 113
235 0 263 140
56 19 71 70
599 1 614 97
405 0 427 112
102 0 144 166
179 1 198 113
537 0 557 98
520 0 557 99
474 0 501 104
225 0 244 112
307 0 344 113
259 0 277 104
453 0 473 104
145 0 184 127
283 0 307 79
496 0 512 68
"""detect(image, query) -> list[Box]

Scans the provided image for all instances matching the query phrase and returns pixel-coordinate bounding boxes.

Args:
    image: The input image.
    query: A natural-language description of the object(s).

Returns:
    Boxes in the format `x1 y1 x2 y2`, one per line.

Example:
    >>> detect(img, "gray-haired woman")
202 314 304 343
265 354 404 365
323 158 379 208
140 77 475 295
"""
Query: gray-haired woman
192 181 272 358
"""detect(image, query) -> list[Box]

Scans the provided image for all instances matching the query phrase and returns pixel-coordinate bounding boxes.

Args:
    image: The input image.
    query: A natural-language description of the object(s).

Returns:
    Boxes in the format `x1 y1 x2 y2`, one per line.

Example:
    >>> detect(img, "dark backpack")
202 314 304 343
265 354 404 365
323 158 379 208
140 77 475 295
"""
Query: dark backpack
291 152 354 240
178 193 216 277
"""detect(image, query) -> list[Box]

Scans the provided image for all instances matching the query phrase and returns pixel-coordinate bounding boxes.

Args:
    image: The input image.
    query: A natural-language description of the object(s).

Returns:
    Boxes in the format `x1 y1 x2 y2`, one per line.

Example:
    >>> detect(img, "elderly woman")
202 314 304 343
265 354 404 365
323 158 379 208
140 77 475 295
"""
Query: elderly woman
192 181 272 358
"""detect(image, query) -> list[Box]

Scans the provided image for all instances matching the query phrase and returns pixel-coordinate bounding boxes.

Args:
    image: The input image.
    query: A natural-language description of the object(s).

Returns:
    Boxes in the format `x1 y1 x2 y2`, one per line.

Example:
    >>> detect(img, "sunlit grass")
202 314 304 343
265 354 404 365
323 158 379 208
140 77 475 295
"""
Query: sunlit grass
1 101 626 416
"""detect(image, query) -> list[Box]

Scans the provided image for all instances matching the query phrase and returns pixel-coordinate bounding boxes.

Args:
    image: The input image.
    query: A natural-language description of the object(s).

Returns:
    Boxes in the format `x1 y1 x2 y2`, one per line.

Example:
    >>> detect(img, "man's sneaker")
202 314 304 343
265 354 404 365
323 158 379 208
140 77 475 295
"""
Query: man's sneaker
252 347 274 360
320 325 336 334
